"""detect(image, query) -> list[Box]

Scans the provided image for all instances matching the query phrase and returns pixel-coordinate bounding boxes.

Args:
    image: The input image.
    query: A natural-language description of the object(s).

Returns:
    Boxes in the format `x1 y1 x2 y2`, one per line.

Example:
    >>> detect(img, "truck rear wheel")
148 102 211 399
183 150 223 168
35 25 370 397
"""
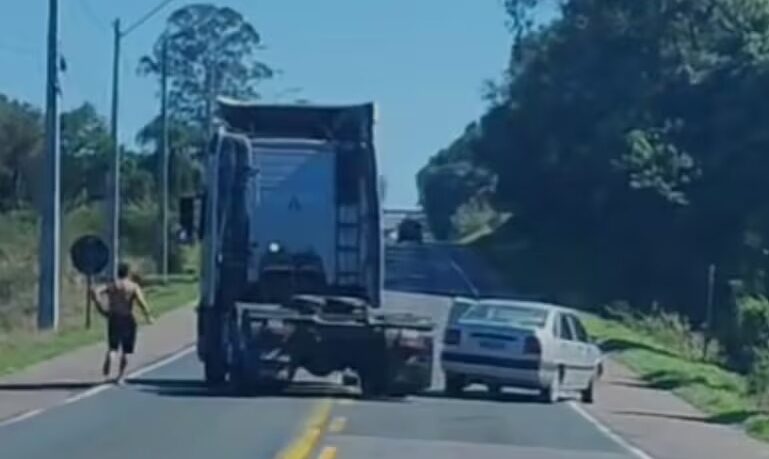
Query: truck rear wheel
445 373 465 397
205 357 227 386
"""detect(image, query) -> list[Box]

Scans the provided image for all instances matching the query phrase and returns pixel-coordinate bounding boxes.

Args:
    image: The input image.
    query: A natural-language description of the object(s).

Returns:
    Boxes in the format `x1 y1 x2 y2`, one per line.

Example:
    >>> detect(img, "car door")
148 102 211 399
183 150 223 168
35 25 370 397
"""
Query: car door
566 314 595 388
555 312 579 389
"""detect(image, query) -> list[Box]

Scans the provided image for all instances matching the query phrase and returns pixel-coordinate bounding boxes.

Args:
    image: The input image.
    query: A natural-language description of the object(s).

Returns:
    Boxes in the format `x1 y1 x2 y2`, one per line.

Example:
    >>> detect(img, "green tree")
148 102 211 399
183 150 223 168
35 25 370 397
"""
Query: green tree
420 0 769 336
60 103 111 207
138 3 274 132
0 95 42 210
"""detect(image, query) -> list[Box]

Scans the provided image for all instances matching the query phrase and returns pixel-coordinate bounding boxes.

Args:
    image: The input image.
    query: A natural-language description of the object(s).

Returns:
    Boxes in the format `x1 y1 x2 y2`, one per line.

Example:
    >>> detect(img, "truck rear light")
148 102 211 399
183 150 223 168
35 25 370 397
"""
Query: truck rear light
400 336 430 350
265 319 294 337
443 329 461 345
524 336 541 355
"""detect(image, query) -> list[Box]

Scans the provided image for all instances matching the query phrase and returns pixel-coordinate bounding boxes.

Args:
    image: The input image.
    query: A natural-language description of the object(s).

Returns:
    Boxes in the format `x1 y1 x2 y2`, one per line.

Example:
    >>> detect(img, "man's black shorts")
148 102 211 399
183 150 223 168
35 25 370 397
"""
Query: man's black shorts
107 315 137 354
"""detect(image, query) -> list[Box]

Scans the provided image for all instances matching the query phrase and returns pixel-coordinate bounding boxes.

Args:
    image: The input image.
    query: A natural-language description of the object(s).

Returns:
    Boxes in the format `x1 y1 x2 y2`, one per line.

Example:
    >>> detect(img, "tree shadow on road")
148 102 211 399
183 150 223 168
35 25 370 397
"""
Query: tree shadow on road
0 381 102 391
598 338 680 359
418 387 554 405
613 409 760 426
129 377 408 404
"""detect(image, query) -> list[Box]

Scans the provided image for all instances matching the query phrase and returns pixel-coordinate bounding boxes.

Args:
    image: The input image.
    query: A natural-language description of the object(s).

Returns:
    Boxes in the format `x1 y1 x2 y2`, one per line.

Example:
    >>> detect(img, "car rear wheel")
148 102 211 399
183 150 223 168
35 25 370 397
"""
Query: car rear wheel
539 369 561 404
445 374 465 397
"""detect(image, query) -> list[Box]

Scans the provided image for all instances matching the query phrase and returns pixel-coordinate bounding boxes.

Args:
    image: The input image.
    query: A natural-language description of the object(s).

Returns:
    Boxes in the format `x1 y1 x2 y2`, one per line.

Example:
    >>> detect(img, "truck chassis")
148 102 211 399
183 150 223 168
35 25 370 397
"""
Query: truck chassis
215 296 434 397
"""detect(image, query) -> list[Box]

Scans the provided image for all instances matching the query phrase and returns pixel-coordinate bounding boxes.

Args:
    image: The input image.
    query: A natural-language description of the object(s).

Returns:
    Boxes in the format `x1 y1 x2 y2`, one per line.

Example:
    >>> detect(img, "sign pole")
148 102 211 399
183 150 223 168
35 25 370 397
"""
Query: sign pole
85 275 92 329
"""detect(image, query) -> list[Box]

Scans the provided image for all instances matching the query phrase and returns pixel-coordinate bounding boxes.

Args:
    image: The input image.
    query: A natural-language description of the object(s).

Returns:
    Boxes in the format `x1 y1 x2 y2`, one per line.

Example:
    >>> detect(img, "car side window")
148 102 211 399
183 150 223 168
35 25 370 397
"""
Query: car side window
551 312 560 337
558 314 574 341
569 315 589 343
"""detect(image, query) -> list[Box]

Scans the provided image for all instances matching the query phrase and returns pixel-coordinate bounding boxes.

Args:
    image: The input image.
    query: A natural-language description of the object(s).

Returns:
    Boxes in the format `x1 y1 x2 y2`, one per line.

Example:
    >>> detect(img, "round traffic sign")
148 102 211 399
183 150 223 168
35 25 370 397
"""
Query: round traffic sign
70 235 110 276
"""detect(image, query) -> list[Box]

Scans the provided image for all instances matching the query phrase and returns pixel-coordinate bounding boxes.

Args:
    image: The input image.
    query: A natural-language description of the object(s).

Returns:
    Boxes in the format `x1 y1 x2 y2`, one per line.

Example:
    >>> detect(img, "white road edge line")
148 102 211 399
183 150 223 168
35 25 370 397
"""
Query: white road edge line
448 259 480 299
568 401 656 459
0 345 195 429
0 409 44 429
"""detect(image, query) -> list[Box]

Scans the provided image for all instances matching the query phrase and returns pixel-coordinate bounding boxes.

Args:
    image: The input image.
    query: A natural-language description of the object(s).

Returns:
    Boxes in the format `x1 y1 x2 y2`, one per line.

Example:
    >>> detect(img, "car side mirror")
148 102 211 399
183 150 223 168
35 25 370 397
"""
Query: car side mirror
179 196 197 243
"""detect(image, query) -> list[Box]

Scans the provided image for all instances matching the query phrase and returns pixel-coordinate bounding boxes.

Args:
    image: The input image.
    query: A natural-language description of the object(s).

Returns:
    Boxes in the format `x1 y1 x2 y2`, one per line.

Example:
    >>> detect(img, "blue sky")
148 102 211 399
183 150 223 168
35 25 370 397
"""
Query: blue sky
0 0 513 207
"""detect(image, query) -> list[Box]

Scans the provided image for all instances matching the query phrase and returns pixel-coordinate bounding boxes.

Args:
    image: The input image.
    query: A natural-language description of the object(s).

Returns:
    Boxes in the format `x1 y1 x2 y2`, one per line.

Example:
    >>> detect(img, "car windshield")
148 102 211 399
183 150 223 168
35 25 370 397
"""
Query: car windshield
460 303 549 329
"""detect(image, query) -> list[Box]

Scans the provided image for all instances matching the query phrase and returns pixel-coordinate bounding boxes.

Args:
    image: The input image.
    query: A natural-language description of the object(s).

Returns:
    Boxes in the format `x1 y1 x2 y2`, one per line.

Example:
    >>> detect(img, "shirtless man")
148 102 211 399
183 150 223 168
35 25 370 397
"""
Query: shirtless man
91 262 154 382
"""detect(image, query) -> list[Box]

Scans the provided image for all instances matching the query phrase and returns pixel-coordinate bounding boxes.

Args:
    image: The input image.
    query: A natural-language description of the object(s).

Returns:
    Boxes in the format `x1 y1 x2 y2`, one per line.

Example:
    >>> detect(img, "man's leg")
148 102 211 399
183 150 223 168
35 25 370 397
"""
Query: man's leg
117 318 137 383
117 352 128 383
102 350 113 378
104 317 118 379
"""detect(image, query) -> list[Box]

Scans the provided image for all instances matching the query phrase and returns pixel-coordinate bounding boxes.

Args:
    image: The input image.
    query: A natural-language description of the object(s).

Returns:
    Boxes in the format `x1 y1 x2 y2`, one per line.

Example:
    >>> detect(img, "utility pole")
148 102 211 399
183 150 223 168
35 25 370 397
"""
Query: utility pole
108 19 121 280
159 35 169 282
38 0 61 330
703 263 717 360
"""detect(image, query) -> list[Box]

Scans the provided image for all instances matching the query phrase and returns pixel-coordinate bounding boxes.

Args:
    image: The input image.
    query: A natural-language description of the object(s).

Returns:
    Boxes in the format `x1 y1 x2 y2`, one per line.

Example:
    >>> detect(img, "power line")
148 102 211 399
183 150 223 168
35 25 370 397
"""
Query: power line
76 0 108 31
122 0 180 37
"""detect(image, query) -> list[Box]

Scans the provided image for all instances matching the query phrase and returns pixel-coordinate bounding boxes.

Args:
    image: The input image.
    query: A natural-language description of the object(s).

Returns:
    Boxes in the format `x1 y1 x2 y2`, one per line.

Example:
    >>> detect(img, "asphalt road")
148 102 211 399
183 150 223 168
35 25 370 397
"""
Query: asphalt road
333 243 635 459
0 243 637 459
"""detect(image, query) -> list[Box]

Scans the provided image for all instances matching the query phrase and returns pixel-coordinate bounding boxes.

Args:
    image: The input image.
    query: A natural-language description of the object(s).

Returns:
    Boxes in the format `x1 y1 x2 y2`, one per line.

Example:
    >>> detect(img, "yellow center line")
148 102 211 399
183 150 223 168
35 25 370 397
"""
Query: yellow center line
327 416 347 434
275 399 333 459
317 446 338 459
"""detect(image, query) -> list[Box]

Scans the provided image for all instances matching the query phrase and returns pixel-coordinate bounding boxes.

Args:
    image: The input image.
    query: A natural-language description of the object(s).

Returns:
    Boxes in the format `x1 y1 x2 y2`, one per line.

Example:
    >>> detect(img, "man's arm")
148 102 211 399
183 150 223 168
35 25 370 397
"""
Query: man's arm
134 286 154 324
89 285 108 317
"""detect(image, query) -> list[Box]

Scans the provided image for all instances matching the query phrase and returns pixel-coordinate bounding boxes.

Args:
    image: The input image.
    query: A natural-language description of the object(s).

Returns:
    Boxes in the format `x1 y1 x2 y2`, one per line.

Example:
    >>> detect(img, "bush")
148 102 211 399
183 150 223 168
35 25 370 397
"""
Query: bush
604 302 708 361
748 347 769 411
120 199 185 273
729 295 769 371
0 203 189 333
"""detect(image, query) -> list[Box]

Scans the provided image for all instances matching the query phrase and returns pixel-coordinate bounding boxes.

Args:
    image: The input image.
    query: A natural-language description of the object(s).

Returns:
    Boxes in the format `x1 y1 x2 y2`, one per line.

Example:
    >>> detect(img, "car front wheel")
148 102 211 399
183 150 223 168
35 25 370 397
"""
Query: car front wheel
539 370 561 404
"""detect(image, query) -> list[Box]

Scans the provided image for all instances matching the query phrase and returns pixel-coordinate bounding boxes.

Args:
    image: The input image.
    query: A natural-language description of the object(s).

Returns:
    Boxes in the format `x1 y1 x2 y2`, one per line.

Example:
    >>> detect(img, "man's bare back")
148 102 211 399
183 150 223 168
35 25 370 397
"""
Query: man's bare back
91 263 154 382
103 279 145 318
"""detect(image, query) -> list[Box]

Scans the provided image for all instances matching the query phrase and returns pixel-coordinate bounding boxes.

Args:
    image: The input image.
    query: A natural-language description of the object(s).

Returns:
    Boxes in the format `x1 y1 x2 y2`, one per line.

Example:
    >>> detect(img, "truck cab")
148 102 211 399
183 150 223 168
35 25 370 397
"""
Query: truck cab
179 98 433 396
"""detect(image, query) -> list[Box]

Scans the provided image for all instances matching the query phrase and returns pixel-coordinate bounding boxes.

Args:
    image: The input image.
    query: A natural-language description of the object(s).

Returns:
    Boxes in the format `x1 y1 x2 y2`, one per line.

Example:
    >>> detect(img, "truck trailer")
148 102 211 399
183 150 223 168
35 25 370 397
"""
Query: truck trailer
179 98 435 396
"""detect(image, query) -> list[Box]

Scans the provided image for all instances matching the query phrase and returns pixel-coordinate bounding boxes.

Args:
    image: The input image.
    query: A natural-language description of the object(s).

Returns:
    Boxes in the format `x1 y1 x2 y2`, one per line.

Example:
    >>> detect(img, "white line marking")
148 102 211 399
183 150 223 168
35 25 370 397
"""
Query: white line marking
0 345 195 428
0 409 44 429
448 259 480 298
124 345 195 380
568 401 655 459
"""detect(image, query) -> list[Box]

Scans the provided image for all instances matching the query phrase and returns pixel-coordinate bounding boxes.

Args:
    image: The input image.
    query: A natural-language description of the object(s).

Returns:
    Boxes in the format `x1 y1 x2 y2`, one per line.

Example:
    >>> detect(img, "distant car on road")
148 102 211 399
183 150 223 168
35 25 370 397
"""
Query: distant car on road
397 218 423 244
440 298 602 403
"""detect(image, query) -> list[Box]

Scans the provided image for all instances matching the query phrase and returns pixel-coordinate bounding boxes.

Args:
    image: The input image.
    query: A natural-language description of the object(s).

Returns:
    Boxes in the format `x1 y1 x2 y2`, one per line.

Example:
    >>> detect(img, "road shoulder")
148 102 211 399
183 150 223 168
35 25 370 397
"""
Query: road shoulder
586 358 769 459
0 304 196 424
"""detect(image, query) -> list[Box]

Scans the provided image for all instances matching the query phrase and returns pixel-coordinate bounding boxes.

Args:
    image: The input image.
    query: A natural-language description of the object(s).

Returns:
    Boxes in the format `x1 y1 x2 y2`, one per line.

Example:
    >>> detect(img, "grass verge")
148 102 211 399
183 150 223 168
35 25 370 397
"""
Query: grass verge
0 277 198 377
583 314 769 442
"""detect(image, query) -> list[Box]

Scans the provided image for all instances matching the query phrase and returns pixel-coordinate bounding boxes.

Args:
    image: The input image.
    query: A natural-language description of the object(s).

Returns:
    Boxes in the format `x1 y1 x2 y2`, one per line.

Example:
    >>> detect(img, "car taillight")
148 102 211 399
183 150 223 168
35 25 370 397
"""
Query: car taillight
524 336 541 355
444 329 461 345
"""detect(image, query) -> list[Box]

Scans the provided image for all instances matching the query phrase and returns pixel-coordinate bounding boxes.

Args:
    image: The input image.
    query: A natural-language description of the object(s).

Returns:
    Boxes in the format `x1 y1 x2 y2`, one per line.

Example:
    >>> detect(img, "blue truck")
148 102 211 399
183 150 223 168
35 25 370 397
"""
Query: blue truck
179 98 435 396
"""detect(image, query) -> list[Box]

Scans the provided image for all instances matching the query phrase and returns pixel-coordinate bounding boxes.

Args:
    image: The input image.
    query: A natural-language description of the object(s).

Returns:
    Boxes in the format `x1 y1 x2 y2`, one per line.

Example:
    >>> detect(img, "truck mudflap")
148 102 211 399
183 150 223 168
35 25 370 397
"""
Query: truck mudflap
384 328 434 394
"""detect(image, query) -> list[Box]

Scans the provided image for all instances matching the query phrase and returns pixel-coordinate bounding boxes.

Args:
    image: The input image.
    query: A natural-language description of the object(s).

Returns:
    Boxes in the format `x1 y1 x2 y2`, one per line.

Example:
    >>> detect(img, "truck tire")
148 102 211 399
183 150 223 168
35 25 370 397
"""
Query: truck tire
205 357 227 386
360 362 389 398
444 373 465 397
205 326 230 386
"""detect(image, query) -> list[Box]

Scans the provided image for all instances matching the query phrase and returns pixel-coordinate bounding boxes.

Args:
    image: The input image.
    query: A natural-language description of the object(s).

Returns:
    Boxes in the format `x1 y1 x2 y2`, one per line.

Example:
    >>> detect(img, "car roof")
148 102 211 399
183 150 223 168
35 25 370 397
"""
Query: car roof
455 297 578 316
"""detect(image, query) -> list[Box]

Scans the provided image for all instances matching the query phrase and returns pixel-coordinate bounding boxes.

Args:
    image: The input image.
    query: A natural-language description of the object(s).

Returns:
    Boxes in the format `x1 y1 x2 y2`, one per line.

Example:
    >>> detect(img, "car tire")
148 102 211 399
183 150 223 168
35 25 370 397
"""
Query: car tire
445 374 465 397
539 369 561 404
581 378 595 404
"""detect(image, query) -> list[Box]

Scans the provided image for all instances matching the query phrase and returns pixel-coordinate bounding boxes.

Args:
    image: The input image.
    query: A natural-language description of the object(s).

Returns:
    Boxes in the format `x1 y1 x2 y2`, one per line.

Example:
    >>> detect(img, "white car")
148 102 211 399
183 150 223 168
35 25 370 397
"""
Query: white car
440 297 602 403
